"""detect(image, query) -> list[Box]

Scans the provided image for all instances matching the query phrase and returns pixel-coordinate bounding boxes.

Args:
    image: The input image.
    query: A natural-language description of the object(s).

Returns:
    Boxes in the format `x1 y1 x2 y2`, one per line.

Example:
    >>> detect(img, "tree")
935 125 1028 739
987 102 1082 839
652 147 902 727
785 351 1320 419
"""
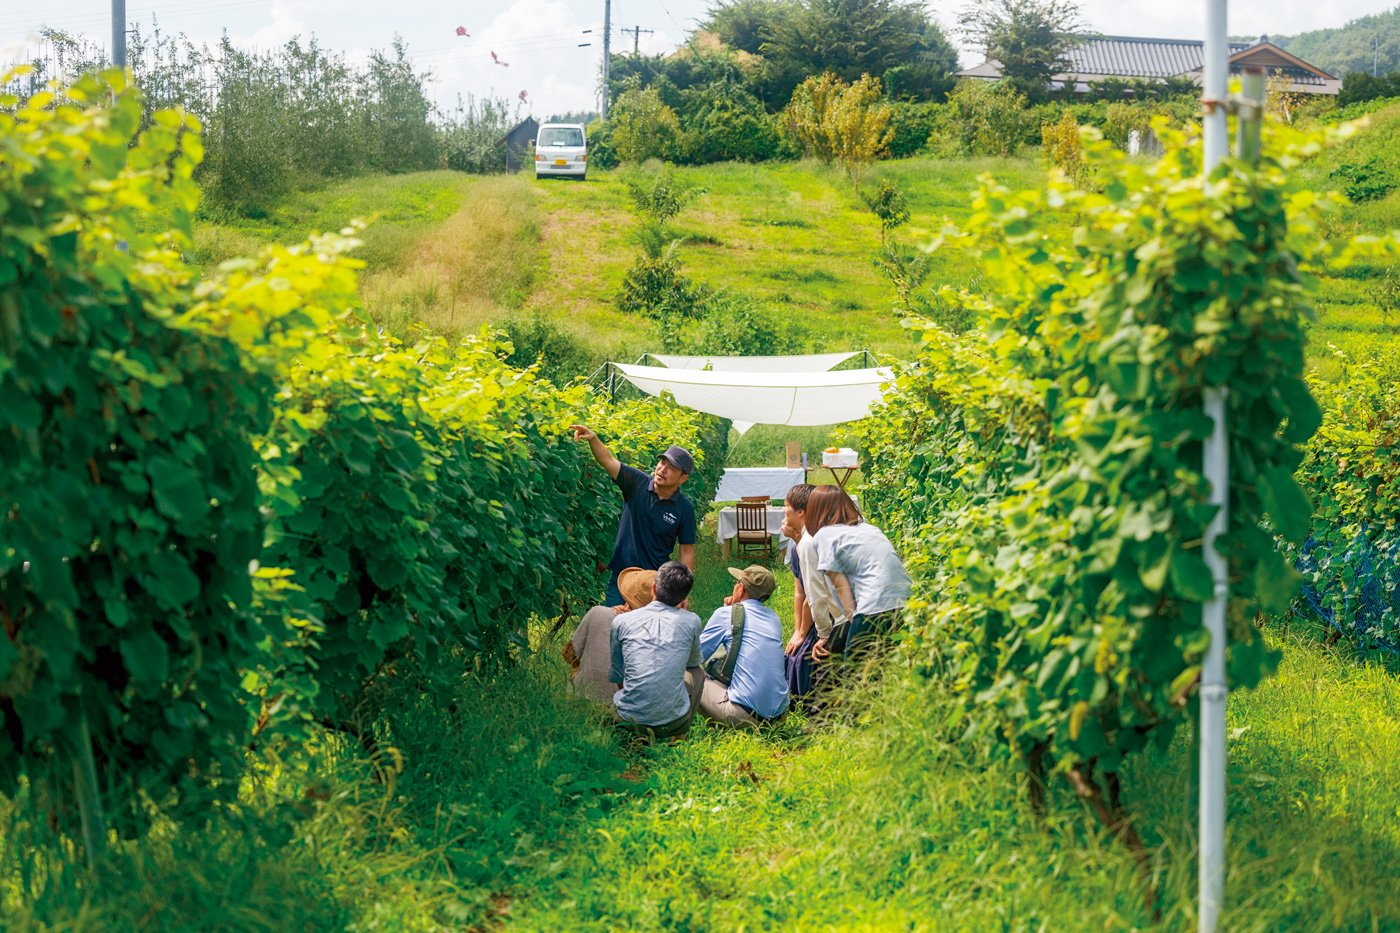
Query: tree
784 73 892 189
827 74 893 191
755 0 959 105
958 0 1086 85
611 76 684 163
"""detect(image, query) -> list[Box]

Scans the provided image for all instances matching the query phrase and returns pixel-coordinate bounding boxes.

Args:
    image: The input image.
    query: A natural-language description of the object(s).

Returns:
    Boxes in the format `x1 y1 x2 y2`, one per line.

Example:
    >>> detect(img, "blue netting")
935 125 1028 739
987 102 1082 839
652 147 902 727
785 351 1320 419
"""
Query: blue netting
1291 530 1400 656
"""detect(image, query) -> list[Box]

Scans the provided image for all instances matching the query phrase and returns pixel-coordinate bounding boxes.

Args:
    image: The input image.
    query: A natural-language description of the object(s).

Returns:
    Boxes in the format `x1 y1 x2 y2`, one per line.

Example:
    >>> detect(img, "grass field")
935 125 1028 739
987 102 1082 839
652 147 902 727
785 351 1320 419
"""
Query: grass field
7 526 1398 932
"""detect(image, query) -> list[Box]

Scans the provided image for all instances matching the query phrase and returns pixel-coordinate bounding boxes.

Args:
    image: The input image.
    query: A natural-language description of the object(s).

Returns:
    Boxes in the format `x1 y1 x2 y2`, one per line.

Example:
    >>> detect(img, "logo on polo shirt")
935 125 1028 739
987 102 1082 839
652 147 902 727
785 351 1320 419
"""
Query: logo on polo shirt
662 511 678 525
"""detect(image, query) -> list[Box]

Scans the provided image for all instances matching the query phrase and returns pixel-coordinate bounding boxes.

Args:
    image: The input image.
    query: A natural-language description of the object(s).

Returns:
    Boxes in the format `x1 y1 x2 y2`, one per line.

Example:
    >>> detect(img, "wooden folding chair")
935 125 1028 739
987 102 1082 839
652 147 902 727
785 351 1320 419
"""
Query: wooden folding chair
734 497 773 561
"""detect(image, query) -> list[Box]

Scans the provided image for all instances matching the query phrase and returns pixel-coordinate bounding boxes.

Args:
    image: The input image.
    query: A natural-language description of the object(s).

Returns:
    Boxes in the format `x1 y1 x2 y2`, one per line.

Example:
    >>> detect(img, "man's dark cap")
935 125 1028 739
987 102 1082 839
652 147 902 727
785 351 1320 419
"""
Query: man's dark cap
662 445 695 475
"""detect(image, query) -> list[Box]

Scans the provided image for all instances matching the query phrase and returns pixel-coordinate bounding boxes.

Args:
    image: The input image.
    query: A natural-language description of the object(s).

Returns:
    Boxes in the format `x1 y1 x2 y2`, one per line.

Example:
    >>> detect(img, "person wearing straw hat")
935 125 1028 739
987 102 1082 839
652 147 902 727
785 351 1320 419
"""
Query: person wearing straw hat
697 565 790 728
569 424 698 607
565 567 655 704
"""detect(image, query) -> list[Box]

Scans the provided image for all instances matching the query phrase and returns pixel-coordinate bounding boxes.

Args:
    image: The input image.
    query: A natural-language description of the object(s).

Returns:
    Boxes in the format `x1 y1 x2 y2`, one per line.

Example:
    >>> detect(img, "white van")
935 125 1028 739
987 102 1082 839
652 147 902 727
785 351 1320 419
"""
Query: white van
534 123 587 180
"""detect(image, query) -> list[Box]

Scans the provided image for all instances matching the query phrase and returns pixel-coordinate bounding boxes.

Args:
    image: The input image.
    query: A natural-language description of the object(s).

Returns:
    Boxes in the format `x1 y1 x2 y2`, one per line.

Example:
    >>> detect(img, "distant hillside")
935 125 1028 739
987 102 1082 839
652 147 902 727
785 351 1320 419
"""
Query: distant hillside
1265 5 1400 76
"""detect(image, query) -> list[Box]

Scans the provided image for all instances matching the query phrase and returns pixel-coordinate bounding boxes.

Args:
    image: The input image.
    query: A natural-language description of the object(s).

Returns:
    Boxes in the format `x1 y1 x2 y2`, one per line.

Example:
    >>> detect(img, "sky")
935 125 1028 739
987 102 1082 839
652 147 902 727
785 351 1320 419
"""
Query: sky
1 0 1394 116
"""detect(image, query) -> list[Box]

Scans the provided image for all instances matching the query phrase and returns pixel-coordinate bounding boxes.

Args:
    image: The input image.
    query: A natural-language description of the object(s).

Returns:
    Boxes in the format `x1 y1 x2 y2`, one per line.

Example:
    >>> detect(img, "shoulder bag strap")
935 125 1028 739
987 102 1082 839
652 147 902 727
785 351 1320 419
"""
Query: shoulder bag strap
720 603 745 683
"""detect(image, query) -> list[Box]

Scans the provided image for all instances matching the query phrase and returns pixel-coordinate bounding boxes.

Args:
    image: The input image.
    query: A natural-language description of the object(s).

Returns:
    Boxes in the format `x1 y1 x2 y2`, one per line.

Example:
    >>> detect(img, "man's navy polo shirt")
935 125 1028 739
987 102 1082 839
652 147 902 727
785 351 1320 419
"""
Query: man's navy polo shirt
608 463 697 572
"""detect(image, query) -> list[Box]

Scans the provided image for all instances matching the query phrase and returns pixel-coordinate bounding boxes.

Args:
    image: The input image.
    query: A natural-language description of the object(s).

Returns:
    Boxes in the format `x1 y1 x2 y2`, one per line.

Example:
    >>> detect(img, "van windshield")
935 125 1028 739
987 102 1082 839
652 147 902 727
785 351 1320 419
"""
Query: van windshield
539 127 584 147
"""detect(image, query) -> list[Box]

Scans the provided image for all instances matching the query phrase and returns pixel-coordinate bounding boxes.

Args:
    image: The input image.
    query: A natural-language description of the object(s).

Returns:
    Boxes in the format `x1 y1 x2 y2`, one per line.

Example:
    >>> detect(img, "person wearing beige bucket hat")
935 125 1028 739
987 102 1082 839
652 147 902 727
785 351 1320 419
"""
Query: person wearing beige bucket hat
565 567 657 704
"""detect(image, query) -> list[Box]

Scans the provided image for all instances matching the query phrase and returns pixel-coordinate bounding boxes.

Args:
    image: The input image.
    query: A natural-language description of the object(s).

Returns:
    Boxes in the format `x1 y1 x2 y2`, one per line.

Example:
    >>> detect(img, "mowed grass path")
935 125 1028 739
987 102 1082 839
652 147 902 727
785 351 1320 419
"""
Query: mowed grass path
525 157 1045 361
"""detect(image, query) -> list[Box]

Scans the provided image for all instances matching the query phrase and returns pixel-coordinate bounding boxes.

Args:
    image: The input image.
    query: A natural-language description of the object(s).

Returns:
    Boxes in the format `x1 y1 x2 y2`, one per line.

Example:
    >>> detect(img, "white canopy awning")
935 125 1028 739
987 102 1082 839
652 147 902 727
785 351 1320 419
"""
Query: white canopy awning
612 363 893 428
645 352 859 372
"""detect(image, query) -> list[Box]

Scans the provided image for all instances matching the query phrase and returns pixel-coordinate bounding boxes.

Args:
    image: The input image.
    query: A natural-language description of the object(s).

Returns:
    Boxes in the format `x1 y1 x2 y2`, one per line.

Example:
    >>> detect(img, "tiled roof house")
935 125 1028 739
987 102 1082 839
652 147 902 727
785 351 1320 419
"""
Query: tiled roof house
958 35 1340 95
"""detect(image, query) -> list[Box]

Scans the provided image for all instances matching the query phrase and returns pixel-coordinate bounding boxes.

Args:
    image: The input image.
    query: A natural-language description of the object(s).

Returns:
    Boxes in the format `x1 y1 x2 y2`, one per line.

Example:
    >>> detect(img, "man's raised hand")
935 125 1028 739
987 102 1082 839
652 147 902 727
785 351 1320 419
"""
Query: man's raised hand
569 424 597 441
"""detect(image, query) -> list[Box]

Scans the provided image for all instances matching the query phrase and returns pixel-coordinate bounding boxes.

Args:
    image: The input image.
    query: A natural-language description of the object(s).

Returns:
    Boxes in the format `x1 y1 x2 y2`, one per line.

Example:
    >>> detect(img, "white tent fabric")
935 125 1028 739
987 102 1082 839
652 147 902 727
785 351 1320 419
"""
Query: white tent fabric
612 363 894 427
646 352 859 372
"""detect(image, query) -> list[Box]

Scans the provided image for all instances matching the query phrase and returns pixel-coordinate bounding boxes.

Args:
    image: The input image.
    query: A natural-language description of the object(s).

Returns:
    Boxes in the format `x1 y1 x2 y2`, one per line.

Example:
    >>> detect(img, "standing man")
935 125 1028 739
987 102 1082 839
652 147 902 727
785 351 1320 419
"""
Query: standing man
570 424 697 607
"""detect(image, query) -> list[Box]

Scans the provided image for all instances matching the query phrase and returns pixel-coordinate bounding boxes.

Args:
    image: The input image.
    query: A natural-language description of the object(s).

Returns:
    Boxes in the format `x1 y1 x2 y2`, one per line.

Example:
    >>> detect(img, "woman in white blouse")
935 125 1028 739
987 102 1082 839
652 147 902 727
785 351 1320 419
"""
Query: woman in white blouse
803 485 911 663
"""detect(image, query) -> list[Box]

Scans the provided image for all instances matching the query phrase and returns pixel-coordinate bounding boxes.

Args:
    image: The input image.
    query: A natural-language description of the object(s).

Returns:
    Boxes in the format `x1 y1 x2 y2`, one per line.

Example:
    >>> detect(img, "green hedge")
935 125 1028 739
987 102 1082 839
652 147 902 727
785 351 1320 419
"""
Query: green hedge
0 70 274 808
1 70 728 817
849 118 1352 825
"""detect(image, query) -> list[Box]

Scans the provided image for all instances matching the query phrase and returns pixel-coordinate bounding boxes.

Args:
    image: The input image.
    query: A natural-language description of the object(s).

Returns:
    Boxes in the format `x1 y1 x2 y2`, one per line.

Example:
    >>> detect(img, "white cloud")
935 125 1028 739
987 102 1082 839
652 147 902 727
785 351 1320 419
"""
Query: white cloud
427 0 603 115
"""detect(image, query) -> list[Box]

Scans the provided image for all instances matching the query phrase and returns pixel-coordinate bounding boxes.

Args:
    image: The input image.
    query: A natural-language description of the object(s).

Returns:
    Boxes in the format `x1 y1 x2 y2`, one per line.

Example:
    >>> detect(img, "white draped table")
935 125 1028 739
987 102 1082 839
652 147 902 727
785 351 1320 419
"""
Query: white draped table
712 467 807 502
715 506 788 559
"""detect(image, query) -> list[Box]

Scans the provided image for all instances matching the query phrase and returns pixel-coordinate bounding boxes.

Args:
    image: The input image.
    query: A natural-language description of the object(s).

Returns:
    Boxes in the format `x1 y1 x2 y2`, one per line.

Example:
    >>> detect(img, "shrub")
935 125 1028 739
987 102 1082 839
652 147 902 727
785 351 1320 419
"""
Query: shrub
440 94 517 174
1040 110 1090 187
885 101 939 157
784 72 893 188
1332 155 1397 202
827 74 894 190
935 78 1028 156
861 178 911 242
1102 101 1151 151
500 311 598 385
663 291 805 357
1285 348 1400 656
583 119 620 169
783 72 843 163
618 167 711 321
612 77 683 164
0 69 275 813
618 243 712 321
681 81 782 163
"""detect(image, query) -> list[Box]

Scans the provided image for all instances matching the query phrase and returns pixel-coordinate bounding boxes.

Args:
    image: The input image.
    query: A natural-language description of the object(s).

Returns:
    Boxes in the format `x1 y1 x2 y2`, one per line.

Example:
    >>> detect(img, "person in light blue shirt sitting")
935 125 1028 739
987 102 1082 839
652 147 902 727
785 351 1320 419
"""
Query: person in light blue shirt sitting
698 565 790 727
610 561 706 740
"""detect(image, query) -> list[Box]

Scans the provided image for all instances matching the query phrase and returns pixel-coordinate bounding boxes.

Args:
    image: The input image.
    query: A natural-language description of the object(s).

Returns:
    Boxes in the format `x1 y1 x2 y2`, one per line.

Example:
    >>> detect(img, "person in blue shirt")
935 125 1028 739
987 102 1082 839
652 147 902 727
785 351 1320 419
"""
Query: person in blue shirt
571 423 697 606
698 565 790 727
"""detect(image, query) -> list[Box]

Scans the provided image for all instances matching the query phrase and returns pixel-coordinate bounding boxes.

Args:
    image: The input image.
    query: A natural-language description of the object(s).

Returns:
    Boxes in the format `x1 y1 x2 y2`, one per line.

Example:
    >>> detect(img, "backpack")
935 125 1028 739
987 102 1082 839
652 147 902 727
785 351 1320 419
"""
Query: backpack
702 603 746 686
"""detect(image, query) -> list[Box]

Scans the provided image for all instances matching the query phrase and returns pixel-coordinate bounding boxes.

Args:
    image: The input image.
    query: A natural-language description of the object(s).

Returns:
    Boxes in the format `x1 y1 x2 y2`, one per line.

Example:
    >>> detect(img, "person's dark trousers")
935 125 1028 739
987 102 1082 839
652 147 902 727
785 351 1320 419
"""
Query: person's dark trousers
843 608 904 668
807 609 903 717
604 571 623 608
785 625 820 700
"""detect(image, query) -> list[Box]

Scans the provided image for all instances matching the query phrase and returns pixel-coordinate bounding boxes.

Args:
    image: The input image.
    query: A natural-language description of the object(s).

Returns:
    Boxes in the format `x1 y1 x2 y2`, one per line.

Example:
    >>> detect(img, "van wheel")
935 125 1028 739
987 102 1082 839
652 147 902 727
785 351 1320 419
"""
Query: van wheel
578 173 587 181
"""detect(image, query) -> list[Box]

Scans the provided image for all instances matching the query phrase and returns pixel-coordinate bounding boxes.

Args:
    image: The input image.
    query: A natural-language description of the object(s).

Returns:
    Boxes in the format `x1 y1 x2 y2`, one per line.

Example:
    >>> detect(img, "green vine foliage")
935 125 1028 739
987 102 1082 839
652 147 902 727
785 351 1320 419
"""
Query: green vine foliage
852 119 1377 800
587 393 729 516
2 69 732 810
1294 348 1400 536
0 69 275 805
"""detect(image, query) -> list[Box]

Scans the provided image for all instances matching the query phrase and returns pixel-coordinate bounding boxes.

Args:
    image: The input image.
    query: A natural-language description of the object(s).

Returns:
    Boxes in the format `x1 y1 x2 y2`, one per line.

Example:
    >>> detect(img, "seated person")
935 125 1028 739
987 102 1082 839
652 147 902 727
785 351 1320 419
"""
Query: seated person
698 565 790 727
609 561 706 740
566 567 654 704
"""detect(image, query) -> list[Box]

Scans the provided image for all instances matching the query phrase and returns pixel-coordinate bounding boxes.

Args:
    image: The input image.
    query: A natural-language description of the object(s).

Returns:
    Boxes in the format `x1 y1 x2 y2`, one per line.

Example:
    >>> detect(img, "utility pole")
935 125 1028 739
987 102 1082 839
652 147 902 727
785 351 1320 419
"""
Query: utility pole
601 0 611 120
111 0 126 67
622 26 655 55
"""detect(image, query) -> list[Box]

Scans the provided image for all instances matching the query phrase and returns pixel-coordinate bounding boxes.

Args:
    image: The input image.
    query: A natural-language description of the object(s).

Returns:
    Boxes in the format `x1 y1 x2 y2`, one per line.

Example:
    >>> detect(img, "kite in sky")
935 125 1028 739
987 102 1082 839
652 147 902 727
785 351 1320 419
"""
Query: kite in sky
491 51 509 67
456 26 469 35
519 90 528 102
